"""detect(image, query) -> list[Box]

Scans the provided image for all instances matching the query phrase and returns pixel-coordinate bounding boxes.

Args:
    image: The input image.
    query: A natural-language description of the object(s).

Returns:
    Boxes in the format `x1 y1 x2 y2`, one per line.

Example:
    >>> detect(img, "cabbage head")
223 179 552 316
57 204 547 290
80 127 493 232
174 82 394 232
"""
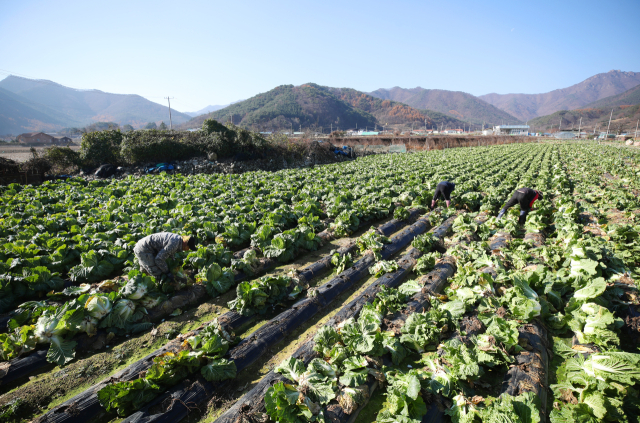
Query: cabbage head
101 299 136 329
85 295 112 319
34 312 66 344
121 271 156 300
78 315 99 337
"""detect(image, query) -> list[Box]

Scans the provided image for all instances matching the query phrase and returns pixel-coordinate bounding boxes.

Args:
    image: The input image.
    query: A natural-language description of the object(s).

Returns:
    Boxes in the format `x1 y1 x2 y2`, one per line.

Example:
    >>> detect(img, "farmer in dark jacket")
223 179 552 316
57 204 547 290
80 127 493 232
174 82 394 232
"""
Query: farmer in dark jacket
431 181 456 209
497 188 543 225
134 233 197 279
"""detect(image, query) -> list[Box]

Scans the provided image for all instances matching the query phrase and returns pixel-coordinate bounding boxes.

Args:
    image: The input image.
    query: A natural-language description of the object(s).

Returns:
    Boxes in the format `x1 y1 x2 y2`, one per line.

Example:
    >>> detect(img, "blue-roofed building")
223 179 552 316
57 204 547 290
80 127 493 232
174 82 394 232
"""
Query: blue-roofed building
493 125 529 135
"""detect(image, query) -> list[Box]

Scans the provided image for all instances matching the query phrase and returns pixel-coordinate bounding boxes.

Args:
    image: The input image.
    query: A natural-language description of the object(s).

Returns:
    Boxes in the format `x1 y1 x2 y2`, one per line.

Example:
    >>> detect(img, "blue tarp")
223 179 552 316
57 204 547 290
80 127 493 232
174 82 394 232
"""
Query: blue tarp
146 163 175 173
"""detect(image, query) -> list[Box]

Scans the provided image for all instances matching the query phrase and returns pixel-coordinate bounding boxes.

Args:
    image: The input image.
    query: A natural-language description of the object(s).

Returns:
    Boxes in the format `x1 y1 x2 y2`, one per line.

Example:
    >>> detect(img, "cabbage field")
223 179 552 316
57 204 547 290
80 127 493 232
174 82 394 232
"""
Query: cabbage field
0 142 639 423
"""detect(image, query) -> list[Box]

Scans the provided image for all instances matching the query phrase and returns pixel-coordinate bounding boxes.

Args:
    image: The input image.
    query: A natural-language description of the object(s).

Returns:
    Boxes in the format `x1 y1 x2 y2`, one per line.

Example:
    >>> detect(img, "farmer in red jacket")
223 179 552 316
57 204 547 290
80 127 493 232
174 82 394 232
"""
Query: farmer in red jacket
497 188 543 225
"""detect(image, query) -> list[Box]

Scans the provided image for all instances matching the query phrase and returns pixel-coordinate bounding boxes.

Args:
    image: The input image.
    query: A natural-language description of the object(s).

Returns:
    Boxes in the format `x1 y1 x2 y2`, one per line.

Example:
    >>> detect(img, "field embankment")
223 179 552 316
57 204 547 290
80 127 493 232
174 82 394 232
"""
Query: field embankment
332 135 531 151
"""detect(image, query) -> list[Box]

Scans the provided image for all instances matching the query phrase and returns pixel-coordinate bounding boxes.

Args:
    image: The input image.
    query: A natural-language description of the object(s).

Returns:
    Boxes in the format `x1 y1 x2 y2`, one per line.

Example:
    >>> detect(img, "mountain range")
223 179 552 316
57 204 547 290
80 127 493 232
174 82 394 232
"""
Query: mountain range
185 70 639 132
177 83 468 133
0 86 76 134
2 70 640 135
0 76 191 135
479 70 640 122
368 87 520 126
528 84 640 134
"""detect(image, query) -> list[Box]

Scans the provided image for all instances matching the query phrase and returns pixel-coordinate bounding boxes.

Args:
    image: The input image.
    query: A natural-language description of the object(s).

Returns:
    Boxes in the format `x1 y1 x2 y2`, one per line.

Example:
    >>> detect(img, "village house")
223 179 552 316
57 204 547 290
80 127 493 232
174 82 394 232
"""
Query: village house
16 132 71 145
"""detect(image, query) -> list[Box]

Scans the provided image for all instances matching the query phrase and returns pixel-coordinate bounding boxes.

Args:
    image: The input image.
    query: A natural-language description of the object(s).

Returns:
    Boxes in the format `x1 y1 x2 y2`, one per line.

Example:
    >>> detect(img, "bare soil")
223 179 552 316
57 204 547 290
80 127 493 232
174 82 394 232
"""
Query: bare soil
460 315 485 336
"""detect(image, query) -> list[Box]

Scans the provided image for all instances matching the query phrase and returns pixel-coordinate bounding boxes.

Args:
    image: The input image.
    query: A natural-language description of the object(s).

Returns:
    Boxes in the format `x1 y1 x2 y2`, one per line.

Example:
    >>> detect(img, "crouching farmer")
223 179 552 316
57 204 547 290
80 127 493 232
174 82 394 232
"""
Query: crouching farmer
497 188 543 225
431 181 456 209
134 232 197 280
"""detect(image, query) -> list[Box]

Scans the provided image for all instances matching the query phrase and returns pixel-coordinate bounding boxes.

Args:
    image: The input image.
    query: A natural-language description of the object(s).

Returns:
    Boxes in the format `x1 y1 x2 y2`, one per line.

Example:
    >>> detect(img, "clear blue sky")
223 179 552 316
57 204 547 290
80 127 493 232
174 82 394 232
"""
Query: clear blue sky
1 0 639 112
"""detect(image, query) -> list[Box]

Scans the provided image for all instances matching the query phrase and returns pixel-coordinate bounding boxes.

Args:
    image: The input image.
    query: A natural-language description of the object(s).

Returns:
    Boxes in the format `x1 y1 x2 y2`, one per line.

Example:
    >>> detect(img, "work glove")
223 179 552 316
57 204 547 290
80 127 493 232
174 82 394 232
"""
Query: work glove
497 209 506 220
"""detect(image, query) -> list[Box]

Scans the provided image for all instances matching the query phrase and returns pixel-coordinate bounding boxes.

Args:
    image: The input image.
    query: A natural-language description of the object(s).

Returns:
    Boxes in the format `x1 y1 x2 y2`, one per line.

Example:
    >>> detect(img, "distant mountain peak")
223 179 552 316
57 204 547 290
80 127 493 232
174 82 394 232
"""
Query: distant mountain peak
0 75 191 134
480 70 640 121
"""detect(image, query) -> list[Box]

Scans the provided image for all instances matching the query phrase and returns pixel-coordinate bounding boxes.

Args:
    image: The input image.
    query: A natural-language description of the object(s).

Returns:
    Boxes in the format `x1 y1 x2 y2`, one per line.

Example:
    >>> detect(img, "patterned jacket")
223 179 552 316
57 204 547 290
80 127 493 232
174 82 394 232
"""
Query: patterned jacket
134 232 183 274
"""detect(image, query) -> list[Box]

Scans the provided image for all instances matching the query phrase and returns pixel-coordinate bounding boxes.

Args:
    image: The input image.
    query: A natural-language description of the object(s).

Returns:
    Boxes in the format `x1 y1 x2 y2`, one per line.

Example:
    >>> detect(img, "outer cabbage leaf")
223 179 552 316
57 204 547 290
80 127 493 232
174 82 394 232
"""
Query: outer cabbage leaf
201 358 237 381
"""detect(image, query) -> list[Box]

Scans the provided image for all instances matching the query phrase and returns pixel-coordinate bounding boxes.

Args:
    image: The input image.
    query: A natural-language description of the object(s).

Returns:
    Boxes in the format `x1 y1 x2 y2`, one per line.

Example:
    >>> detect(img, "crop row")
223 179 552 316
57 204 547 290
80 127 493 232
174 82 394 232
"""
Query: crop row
211 143 640 423
0 146 527 372
2 142 638 423
93 145 550 422
0 144 538 421
104 144 555 422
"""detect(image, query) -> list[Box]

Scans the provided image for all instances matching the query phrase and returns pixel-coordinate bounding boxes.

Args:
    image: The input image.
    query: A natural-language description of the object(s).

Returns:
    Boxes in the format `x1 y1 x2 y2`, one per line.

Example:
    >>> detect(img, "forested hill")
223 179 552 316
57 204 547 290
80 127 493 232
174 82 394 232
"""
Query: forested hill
179 83 467 131
325 86 464 128
369 87 520 126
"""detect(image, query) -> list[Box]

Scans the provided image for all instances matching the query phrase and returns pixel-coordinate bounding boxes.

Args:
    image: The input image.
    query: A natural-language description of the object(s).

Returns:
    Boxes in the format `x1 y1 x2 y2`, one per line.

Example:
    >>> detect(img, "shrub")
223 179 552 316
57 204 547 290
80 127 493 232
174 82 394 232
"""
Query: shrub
43 146 82 174
231 126 267 154
120 130 202 164
202 118 229 135
80 130 124 167
119 125 267 165
202 120 266 157
80 121 268 166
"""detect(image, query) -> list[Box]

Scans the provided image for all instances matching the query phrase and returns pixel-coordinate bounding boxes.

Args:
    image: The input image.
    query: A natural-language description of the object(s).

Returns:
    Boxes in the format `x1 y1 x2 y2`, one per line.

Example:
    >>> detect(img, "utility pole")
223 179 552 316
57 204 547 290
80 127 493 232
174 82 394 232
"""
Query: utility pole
605 109 613 140
577 117 582 139
165 97 174 129
635 119 639 139
559 117 562 132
